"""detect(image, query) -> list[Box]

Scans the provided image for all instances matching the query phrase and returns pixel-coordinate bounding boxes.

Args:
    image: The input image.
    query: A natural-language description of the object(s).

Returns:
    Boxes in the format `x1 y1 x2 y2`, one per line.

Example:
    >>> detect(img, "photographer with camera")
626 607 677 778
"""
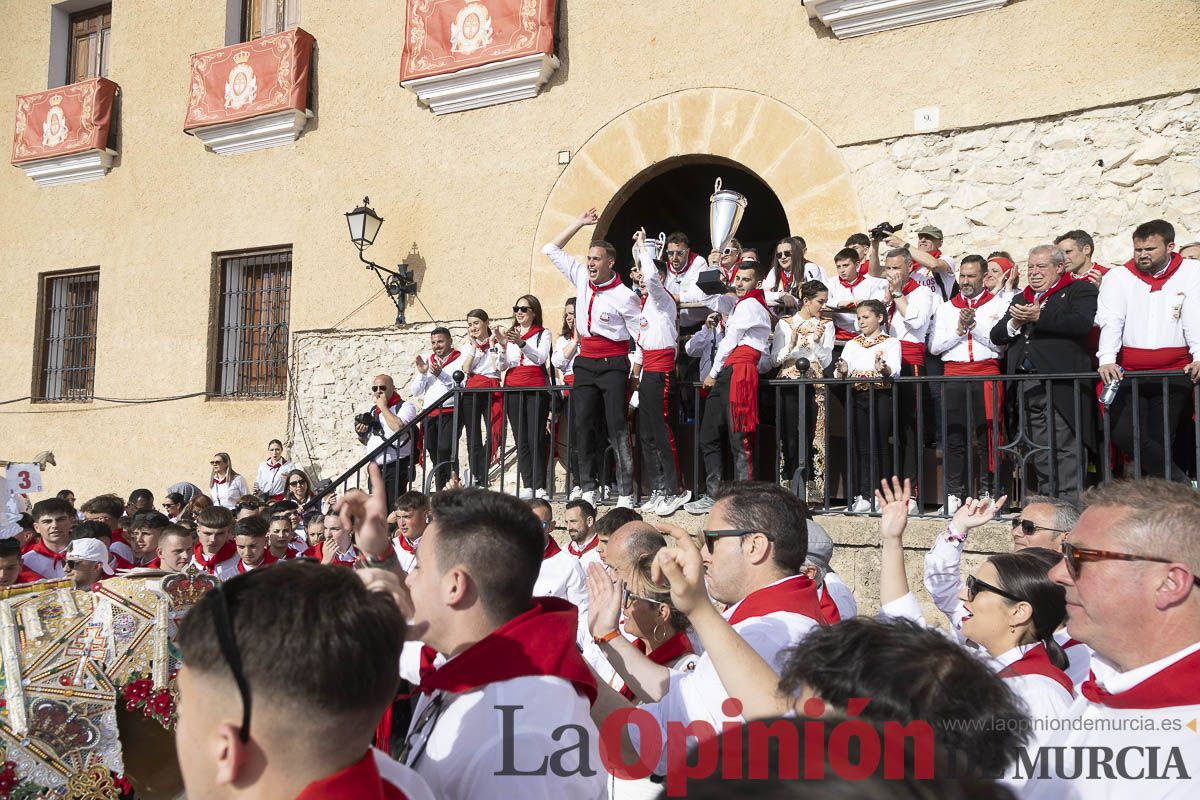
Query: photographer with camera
355 373 417 511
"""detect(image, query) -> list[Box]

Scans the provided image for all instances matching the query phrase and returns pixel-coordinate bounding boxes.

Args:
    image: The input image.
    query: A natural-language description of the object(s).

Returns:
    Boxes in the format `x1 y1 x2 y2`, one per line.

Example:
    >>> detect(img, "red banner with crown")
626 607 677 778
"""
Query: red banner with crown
183 27 314 131
11 78 118 164
400 0 557 81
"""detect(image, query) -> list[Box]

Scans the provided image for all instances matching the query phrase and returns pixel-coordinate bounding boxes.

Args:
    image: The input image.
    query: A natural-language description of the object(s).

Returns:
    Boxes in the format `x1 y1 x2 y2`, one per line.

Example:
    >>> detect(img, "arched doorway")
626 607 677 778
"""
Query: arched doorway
598 156 790 279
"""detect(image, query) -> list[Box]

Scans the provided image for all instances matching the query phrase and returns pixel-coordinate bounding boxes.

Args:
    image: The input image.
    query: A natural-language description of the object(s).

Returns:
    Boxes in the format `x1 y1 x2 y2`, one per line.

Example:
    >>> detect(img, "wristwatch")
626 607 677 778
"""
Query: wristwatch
891 291 903 298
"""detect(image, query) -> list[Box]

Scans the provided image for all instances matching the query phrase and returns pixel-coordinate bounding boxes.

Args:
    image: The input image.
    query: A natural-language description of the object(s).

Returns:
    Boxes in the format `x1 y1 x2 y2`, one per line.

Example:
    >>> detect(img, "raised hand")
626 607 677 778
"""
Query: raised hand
651 523 711 618
414 354 428 374
951 494 1008 532
876 476 913 543
586 563 623 639
579 208 599 226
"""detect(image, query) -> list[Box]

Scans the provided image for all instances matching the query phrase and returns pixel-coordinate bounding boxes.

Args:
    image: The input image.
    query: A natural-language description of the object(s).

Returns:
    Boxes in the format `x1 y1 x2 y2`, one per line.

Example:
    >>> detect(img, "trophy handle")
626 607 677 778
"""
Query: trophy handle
714 177 723 193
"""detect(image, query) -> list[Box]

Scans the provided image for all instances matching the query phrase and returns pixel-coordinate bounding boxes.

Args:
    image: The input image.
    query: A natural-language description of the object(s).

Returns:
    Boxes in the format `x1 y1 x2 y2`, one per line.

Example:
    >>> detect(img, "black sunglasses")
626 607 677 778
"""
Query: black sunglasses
965 574 1021 603
208 585 252 742
66 560 79 570
288 480 307 487
512 305 533 313
702 529 774 554
622 586 664 608
371 385 389 393
1011 519 1070 537
776 250 792 258
1060 542 1199 584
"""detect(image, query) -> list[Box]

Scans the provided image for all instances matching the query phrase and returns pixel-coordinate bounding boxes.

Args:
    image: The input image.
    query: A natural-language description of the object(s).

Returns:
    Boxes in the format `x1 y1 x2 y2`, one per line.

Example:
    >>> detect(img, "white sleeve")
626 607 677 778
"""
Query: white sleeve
902 288 933 329
1095 272 1125 367
541 243 583 287
929 305 962 356
878 591 929 627
805 262 826 285
400 401 418 426
710 306 748 377
884 338 902 375
408 371 432 398
770 319 794 367
814 320 835 369
685 327 712 356
702 293 736 316
519 330 551 367
620 292 645 342
1184 271 1200 363
232 475 249 498
924 530 966 620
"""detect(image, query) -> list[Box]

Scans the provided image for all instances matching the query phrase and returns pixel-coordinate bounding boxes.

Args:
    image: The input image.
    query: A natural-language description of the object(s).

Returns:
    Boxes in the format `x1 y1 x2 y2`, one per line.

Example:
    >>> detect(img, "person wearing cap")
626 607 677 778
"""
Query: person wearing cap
66 538 115 589
801 520 858 622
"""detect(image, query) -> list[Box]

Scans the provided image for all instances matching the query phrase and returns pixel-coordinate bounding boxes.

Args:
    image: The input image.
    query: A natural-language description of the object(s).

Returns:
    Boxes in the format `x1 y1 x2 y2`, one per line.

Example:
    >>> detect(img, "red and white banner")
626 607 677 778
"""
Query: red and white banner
184 28 315 131
400 0 557 81
11 78 118 164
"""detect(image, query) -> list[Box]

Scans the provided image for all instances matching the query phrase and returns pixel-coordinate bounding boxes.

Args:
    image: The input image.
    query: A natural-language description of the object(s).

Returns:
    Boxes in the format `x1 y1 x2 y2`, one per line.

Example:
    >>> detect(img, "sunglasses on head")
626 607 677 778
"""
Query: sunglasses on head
513 305 533 313
1059 541 1199 584
1011 519 1070 537
965 574 1021 603
702 529 774 554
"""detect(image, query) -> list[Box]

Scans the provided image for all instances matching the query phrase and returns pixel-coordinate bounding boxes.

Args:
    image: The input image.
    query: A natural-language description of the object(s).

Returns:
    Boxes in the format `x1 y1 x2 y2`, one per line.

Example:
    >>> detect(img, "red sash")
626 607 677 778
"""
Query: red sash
817 584 841 624
1123 252 1184 293
504 366 548 387
725 345 762 433
1000 643 1074 696
543 537 561 560
1118 346 1191 371
889 280 926 366
1081 648 1200 709
641 348 676 373
466 374 504 462
420 597 597 704
1022 273 1072 304
193 541 237 574
727 575 827 626
620 631 694 700
568 534 598 558
945 359 1004 468
295 750 410 800
579 335 628 358
834 328 857 342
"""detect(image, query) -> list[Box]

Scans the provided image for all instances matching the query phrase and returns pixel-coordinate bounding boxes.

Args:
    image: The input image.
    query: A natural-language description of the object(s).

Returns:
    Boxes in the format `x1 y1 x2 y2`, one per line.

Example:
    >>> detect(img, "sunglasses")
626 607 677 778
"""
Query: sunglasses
622 586 664 608
721 247 738 256
776 251 792 258
513 305 533 313
371 385 389 393
666 250 687 258
1059 541 1199 584
210 460 224 466
288 481 307 487
965 574 1021 603
702 529 774 554
1011 519 1070 537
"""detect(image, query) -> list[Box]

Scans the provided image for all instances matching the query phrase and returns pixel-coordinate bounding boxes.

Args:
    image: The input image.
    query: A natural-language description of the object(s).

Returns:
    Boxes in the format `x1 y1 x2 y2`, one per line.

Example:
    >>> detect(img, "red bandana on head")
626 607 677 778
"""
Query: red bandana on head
1122 252 1184 293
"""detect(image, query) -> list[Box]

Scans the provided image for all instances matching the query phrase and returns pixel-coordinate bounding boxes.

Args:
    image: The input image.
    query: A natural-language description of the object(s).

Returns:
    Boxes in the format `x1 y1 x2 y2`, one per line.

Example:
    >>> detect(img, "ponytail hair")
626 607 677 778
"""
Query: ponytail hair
799 280 827 304
988 548 1069 671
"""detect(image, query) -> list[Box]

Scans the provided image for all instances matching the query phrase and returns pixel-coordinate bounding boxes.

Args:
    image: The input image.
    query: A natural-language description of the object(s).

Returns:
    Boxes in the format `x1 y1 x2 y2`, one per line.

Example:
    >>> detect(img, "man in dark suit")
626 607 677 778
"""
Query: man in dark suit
991 244 1098 501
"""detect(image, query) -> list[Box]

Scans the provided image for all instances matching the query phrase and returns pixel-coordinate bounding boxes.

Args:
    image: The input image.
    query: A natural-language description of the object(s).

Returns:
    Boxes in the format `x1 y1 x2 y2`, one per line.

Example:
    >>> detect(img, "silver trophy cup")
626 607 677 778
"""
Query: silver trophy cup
632 231 666 263
709 177 748 253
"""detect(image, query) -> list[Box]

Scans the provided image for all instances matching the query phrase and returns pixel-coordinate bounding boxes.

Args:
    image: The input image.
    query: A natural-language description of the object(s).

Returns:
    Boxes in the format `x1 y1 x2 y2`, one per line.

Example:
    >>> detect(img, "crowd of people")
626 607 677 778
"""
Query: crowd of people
351 213 1200 523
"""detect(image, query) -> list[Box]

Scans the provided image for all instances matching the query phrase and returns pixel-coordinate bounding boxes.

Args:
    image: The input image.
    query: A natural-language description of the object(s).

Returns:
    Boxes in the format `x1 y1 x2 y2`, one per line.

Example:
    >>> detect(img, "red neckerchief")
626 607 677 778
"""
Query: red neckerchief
927 249 943 259
667 250 693 276
950 290 994 309
585 272 621 333
621 631 695 700
839 274 866 290
516 326 545 365
212 477 226 485
543 537 561 560
193 541 237 573
237 551 279 574
395 534 418 555
266 460 283 471
1071 263 1110 282
1122 252 1184 293
1000 643 1074 696
110 527 127 545
295 750 407 800
431 349 461 371
1080 648 1200 709
420 597 598 704
1021 272 1072 304
568 534 598 558
776 268 794 292
30 539 68 564
817 584 841 624
372 392 402 416
727 575 827 626
736 287 770 314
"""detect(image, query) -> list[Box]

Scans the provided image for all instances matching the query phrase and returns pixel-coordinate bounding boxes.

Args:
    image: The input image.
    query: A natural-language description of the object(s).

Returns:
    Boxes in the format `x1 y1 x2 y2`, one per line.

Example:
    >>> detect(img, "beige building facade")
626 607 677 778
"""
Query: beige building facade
1 0 1198 499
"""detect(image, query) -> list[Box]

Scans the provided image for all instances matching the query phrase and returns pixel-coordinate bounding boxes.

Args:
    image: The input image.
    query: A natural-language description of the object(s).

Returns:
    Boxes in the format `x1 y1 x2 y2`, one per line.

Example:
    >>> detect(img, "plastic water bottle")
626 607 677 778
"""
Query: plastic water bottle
1099 377 1122 407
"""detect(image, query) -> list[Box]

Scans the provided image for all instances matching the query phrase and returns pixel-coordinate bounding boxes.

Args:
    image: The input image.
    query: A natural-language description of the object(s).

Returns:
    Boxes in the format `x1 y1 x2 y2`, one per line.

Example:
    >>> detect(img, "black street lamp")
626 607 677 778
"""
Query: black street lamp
344 197 417 325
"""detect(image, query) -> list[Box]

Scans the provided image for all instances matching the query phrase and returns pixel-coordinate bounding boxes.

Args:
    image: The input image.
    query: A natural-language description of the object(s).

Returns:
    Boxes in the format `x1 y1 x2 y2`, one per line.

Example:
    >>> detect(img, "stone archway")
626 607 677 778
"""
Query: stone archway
529 87 863 307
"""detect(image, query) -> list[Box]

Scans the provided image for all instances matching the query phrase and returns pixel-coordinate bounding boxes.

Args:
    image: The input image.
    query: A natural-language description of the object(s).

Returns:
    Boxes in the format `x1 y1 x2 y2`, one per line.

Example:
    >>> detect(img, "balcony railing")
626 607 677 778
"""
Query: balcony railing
11 77 119 186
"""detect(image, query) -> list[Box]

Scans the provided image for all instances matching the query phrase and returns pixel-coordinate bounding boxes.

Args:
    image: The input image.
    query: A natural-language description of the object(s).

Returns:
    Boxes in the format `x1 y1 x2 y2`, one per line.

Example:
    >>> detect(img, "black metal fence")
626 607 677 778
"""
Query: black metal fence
314 370 1199 516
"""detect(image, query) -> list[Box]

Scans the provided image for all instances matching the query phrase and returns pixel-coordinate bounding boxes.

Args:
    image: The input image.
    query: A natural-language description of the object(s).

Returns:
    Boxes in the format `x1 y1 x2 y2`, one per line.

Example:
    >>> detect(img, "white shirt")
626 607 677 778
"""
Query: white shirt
409 351 467 411
991 643 1075 724
684 322 723 379
189 552 240 581
534 547 613 684
21 547 67 579
566 535 603 572
210 475 249 509
630 249 678 360
367 400 419 465
392 534 420 574
839 334 901 379
763 261 825 291
372 749 437 800
1096 259 1200 367
770 315 834 371
822 572 858 620
826 274 889 337
929 293 1007 363
254 459 294 497
912 256 958 303
631 576 821 774
710 295 772 378
405 675 606 800
543 244 641 345
664 252 714 327
462 338 506 380
551 336 576 380
503 328 551 372
886 282 936 348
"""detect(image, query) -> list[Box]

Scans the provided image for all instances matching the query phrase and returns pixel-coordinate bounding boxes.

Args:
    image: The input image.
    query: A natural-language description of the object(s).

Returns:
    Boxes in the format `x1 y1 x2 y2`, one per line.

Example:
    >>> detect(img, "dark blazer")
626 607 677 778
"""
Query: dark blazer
991 279 1099 440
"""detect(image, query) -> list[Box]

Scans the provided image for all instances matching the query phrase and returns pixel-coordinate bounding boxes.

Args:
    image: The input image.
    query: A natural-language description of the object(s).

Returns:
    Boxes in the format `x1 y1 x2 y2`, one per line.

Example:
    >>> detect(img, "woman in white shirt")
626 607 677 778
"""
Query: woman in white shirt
551 298 581 498
209 452 249 509
461 308 507 488
252 439 293 501
834 300 901 513
500 295 553 500
772 280 835 489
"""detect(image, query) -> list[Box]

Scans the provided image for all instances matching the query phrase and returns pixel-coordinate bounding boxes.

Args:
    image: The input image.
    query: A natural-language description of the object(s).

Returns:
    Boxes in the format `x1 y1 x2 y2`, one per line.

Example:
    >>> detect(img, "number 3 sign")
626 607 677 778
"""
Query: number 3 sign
5 464 43 493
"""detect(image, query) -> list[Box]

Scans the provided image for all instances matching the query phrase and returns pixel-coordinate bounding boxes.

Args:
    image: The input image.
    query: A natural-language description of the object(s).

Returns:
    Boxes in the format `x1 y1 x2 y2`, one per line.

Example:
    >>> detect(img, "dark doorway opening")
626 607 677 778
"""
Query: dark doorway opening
598 156 789 281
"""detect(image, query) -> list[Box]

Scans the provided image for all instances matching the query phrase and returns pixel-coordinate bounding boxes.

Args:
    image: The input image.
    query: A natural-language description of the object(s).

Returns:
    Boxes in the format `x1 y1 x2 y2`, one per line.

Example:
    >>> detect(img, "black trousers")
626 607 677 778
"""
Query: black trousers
779 381 818 483
506 390 551 491
896 363 924 494
1109 377 1191 482
638 370 680 494
573 355 634 495
942 380 991 497
699 368 753 497
678 323 703 422
848 387 894 499
370 457 409 513
463 390 495 487
423 412 458 491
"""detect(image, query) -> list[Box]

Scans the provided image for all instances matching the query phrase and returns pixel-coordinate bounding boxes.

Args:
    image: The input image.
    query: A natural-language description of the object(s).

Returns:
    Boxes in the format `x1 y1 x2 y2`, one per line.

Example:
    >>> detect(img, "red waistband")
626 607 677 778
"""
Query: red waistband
564 373 575 386
900 340 926 366
641 348 676 373
1118 346 1191 371
466 374 500 388
427 407 453 417
504 365 548 387
944 359 1001 376
725 344 762 367
580 335 628 358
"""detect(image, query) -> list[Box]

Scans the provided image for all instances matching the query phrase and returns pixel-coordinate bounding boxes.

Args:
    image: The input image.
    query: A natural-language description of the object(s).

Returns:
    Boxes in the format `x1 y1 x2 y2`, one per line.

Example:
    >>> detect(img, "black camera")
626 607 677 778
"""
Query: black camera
354 412 382 435
869 221 903 242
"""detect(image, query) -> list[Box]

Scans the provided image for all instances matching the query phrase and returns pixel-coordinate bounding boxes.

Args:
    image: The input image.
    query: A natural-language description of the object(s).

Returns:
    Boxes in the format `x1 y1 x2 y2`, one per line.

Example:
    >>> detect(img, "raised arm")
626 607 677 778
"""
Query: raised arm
585 564 673 702
543 208 599 285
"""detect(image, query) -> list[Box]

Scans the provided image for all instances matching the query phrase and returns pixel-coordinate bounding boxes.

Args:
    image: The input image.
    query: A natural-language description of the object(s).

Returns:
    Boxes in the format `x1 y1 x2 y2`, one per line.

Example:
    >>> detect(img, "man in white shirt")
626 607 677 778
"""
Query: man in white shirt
410 329 467 492
23 498 74 579
930 255 1009 509
356 373 418 510
543 208 643 509
826 247 888 344
390 491 428 574
190 506 241 580
1096 219 1200 484
564 499 602 571
1023 479 1200 798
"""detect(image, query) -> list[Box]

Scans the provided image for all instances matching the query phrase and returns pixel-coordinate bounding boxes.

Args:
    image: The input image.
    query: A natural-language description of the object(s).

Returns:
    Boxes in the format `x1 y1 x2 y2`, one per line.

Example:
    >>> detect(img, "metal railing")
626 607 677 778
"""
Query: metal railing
314 370 1199 516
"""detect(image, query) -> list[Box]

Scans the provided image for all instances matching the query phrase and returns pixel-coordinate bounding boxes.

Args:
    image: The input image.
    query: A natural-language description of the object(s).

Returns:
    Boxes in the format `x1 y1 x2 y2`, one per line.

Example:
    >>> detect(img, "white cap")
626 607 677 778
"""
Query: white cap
66 539 115 575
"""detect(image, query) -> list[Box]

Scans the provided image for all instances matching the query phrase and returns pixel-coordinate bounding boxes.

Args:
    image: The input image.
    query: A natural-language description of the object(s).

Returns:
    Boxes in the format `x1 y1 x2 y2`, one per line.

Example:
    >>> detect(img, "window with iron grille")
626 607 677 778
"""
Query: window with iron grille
214 248 292 398
36 270 100 402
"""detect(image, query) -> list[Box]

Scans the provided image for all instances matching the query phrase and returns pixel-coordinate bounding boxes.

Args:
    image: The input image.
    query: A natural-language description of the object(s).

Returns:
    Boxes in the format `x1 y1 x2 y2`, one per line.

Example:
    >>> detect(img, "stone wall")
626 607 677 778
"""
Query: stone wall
843 92 1200 265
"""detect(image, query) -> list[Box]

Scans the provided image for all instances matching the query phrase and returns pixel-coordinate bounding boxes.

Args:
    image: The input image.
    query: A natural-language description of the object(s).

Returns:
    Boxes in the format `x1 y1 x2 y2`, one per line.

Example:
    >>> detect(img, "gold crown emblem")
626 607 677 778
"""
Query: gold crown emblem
162 565 219 609
48 95 63 106
232 50 251 65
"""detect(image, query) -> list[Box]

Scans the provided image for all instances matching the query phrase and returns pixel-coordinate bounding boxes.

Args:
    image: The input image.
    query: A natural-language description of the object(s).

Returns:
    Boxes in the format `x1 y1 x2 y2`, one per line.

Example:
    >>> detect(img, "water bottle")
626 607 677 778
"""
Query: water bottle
1099 377 1122 407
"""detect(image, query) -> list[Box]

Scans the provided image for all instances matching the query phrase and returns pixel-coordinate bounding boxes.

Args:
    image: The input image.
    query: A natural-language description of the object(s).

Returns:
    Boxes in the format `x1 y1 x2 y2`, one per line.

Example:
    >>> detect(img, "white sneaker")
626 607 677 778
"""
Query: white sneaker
568 485 583 500
684 495 715 515
518 488 534 501
937 495 962 516
639 491 664 513
907 498 919 513
535 488 549 500
616 495 635 509
581 490 597 509
655 490 692 517
849 496 871 514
